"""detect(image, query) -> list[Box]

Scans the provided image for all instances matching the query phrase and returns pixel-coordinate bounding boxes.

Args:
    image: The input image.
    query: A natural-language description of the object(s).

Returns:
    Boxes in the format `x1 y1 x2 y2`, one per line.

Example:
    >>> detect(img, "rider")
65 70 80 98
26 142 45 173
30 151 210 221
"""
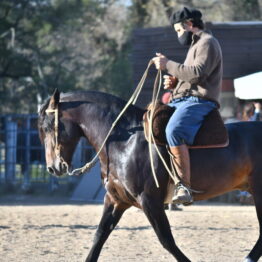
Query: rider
152 7 223 205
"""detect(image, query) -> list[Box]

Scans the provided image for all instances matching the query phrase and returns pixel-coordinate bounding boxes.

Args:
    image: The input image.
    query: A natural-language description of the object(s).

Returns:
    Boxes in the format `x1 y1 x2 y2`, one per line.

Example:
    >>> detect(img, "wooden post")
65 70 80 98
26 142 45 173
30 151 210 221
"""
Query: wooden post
5 118 17 190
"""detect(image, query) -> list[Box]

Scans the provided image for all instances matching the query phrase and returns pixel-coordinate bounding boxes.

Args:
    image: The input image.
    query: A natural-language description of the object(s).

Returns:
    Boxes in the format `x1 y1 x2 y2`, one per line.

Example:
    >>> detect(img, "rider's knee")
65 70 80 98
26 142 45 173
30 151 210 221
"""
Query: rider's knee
165 124 183 146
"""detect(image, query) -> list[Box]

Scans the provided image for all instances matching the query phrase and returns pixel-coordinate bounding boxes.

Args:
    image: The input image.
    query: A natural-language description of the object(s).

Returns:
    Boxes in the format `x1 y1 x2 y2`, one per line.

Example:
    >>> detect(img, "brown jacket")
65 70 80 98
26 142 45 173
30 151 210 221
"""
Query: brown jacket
166 30 223 104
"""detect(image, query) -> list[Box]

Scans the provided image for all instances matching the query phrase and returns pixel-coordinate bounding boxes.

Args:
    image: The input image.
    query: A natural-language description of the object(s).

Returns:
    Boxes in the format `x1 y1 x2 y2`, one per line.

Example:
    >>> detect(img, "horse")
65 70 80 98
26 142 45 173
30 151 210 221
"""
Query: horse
38 89 262 262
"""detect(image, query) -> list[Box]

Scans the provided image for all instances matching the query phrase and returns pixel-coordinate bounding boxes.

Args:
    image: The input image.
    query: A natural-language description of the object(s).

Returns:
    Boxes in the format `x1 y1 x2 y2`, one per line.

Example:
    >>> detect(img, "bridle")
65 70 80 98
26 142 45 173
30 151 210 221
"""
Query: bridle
45 106 69 174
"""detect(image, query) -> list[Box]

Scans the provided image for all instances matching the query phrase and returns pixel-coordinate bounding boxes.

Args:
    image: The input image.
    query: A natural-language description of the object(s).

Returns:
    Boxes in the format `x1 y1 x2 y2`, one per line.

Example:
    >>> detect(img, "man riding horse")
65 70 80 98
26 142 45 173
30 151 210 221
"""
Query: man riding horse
152 7 223 205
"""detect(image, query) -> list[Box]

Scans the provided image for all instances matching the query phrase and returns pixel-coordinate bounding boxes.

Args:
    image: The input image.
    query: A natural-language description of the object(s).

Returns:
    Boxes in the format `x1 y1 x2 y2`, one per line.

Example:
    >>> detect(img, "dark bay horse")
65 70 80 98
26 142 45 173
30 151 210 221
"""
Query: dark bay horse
38 89 262 262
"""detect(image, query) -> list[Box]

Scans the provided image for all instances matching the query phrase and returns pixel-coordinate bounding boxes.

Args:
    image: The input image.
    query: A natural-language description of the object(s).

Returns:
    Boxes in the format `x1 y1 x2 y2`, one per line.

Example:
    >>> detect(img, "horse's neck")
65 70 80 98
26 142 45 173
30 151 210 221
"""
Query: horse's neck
76 102 136 151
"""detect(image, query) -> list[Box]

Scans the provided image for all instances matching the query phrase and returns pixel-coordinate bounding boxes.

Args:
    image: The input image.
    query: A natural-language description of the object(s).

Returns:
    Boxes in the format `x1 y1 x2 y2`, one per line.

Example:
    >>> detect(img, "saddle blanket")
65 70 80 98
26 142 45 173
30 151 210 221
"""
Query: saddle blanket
143 101 229 148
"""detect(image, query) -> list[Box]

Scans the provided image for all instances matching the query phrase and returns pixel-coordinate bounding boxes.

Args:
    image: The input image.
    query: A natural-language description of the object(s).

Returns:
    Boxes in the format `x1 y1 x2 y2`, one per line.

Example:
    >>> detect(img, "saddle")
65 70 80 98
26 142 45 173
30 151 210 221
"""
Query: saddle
143 101 229 148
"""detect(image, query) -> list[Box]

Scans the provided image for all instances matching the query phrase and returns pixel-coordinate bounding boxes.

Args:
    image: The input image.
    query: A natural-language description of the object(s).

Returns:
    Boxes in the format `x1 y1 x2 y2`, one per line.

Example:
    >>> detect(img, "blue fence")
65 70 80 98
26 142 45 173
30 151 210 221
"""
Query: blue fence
0 114 251 203
0 114 94 192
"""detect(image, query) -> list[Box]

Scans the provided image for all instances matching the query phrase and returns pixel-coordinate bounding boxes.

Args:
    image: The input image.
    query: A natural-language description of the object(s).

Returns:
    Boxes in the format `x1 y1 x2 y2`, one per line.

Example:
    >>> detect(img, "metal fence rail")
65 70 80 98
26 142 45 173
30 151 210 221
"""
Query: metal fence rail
0 114 94 192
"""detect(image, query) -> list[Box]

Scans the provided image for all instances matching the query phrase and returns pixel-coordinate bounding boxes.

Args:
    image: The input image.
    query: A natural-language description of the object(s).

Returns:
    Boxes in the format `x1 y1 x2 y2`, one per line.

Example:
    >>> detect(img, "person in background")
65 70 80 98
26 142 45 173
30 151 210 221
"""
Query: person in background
242 102 261 121
237 101 261 204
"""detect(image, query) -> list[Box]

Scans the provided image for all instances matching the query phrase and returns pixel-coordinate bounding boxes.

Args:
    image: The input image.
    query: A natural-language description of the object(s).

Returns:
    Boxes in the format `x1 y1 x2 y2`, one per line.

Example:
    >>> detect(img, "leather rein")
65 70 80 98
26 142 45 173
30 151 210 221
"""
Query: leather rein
45 60 156 177
45 60 180 188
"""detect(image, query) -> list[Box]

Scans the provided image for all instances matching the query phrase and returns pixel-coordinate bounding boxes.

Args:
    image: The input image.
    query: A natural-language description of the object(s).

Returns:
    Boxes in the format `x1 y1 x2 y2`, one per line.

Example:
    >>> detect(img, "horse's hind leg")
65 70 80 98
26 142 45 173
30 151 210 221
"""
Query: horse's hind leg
85 193 130 262
141 194 190 262
245 174 262 262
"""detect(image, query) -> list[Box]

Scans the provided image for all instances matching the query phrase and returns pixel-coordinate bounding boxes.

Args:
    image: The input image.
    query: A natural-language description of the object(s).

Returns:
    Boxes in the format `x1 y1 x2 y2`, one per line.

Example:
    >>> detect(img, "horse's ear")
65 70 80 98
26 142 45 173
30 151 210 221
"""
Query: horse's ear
48 88 60 109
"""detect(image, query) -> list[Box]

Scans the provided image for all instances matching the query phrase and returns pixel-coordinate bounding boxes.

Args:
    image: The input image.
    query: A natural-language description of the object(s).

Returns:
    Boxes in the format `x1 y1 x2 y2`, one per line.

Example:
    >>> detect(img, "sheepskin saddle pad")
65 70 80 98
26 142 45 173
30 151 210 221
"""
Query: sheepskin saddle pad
143 101 229 148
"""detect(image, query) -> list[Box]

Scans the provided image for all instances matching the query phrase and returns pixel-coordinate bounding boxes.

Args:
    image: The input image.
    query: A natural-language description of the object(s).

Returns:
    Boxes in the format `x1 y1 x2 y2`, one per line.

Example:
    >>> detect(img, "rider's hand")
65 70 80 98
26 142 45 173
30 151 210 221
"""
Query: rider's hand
152 53 168 70
163 75 177 90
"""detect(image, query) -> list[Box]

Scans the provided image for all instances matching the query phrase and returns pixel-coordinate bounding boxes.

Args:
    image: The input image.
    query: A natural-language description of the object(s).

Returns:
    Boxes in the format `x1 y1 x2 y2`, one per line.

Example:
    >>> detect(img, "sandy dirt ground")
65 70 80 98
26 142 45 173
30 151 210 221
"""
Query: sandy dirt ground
0 196 260 262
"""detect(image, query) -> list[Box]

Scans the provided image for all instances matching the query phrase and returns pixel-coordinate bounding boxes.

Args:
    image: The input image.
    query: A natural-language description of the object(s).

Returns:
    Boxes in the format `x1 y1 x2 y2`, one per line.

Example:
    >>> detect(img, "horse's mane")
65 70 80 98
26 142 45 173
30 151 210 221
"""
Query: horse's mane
39 90 126 110
38 90 145 142
60 91 140 109
60 90 145 118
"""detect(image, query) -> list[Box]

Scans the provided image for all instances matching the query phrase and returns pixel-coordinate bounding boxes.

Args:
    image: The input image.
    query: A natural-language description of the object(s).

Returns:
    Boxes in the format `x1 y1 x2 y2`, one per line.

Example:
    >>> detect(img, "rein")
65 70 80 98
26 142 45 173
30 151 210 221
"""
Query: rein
70 58 179 188
146 78 203 192
146 69 178 188
69 59 156 176
45 60 179 189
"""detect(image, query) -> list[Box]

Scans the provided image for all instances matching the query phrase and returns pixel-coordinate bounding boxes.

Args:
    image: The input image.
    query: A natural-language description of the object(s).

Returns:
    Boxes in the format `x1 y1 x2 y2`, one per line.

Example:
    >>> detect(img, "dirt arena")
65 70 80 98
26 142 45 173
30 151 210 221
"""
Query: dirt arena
0 196 259 262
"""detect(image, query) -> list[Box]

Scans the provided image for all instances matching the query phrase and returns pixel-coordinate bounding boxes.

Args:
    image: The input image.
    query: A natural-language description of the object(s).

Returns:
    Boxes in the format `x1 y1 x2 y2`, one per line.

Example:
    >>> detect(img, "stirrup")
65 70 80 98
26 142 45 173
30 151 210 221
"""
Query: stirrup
172 183 193 206
176 182 192 194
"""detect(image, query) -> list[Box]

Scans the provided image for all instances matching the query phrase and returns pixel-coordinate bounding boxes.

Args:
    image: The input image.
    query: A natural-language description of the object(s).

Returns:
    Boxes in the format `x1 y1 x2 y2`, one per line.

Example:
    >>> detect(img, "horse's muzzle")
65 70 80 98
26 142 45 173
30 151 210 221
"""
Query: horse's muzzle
47 160 68 176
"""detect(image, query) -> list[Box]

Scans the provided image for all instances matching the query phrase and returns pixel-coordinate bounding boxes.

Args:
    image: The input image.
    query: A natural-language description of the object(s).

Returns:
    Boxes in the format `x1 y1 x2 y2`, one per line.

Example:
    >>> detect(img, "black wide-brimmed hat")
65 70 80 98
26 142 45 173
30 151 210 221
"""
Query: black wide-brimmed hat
170 7 202 25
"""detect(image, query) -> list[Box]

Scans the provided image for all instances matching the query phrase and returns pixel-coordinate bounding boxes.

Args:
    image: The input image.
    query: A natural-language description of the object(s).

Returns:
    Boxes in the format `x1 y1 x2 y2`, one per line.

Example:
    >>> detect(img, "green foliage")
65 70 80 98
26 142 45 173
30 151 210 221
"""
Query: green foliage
225 0 261 20
130 0 261 27
92 44 133 99
0 0 131 113
0 0 261 114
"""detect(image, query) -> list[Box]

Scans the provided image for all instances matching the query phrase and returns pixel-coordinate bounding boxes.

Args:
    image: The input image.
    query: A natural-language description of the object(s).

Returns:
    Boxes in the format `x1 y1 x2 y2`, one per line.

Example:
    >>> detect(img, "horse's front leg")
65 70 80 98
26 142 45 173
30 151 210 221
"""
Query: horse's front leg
141 194 191 262
85 193 130 262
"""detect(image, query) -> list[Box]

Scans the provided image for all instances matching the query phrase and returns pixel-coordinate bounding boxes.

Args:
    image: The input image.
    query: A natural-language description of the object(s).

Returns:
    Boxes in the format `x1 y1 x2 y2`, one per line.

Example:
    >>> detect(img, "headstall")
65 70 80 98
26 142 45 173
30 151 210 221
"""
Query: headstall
45 106 69 173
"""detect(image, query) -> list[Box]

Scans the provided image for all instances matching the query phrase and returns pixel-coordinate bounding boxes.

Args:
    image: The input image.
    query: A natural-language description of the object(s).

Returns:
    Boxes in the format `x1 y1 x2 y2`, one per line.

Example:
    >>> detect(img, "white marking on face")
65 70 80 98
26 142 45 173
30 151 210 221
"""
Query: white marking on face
44 134 56 167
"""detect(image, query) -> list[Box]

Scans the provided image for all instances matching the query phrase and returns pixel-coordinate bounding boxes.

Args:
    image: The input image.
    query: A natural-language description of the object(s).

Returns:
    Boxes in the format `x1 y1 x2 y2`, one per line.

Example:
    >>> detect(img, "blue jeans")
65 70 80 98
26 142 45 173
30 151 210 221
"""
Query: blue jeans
165 96 217 146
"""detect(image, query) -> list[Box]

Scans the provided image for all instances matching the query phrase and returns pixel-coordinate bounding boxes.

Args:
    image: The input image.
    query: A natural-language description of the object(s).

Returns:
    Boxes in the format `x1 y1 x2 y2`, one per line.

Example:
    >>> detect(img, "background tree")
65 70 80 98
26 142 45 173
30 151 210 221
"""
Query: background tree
0 0 261 114
130 0 261 27
0 0 131 113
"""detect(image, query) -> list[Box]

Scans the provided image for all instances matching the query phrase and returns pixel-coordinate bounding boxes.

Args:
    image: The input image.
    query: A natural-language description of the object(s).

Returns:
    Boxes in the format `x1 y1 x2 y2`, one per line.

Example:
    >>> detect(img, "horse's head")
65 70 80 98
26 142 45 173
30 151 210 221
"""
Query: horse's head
38 89 82 176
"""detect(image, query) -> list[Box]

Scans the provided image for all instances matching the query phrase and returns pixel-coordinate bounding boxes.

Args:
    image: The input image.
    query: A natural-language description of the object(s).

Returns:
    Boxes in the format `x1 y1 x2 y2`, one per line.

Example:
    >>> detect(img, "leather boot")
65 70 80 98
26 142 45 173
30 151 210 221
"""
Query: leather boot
170 145 193 205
